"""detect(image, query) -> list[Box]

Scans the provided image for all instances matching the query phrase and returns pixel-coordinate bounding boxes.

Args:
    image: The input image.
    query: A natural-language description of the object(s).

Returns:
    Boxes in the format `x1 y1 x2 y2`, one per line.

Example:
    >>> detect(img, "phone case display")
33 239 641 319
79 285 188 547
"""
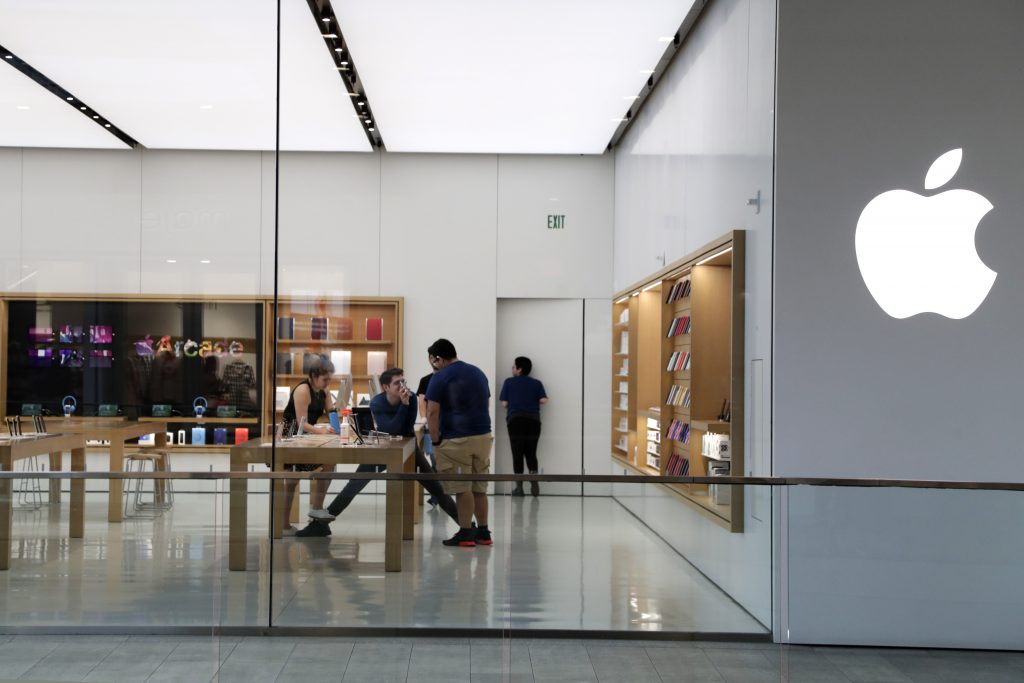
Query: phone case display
330 350 352 375
367 351 388 376
277 317 295 340
311 317 329 340
610 231 745 532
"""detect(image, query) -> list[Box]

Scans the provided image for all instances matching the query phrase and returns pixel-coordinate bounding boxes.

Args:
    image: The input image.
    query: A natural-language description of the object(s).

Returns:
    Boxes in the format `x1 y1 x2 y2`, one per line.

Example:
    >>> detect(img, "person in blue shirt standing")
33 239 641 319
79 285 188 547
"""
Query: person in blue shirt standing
299 367 458 536
425 339 494 548
499 356 548 497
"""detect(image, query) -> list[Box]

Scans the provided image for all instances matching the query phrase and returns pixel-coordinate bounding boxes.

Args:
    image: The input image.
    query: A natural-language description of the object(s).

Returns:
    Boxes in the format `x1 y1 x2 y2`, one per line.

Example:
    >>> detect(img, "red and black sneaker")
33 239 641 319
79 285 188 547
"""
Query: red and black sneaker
475 526 493 546
442 528 477 547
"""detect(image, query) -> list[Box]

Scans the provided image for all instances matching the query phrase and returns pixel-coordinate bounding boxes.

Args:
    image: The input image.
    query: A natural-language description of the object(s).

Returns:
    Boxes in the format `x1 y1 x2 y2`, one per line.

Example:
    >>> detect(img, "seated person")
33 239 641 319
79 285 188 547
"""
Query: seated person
297 367 458 537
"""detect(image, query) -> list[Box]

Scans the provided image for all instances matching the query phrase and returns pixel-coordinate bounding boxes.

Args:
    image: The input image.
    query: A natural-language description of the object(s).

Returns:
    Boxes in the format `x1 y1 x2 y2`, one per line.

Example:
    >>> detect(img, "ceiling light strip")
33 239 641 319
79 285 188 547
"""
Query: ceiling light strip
304 0 384 150
605 0 708 152
0 42 139 149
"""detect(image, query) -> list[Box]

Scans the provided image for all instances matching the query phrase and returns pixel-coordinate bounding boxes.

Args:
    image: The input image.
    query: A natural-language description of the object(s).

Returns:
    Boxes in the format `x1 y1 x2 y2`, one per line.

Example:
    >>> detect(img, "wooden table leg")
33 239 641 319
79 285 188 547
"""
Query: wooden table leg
0 454 12 570
385 454 404 572
108 438 124 523
70 447 85 539
48 451 62 503
403 451 415 540
229 455 247 571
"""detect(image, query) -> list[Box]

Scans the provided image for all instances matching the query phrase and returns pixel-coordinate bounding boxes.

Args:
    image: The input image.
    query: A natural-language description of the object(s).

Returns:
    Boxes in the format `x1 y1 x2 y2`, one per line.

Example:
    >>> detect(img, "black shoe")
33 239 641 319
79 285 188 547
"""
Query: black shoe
529 473 540 497
511 484 525 497
295 520 332 537
475 525 493 546
442 527 476 547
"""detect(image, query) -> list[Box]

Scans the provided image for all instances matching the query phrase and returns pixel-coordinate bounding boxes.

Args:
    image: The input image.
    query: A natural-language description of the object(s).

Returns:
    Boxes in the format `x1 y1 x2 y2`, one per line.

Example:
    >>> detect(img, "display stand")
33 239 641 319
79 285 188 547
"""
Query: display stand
611 231 744 531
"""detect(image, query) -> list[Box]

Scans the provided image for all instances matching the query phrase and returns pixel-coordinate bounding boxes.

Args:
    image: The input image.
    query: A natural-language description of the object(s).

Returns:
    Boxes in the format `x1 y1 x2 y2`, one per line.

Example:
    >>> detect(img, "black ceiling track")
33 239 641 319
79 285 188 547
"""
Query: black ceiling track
305 0 384 150
606 0 708 151
0 43 140 149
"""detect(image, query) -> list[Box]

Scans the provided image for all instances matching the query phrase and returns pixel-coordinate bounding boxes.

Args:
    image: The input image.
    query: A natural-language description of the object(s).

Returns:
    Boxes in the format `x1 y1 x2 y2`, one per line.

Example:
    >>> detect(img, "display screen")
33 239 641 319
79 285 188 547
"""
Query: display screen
6 300 263 418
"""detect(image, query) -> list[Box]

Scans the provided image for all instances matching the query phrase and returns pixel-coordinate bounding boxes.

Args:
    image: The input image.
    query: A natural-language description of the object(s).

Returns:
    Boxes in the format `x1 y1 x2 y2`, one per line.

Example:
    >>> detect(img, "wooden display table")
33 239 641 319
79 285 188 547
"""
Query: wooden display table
229 435 417 572
0 433 87 570
52 418 169 523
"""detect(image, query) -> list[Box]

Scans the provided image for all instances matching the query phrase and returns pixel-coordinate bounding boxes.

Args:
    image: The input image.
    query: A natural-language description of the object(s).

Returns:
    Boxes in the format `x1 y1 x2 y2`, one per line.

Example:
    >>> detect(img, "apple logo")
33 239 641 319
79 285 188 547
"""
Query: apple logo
855 148 995 319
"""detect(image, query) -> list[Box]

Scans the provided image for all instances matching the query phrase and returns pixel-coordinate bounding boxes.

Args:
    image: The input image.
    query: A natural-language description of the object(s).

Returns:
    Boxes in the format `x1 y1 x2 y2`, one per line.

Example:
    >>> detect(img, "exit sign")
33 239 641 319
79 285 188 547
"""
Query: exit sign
547 214 565 230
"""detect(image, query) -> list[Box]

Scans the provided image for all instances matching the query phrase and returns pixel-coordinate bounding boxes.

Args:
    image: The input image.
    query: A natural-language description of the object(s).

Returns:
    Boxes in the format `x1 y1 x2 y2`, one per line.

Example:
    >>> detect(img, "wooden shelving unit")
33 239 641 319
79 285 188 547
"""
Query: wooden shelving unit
266 297 403 427
610 231 745 532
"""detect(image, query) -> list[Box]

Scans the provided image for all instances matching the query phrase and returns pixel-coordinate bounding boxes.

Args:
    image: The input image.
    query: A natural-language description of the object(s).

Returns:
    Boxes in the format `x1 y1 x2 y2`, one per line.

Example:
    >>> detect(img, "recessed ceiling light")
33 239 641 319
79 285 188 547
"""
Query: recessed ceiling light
200 259 211 264
658 36 674 42
66 96 73 101
348 92 359 97
3 55 11 59
334 47 343 52
321 17 331 22
92 115 99 119
104 123 111 127
166 259 177 264
339 61 349 66
80 106 86 110
365 120 372 125
357 101 365 106
322 33 337 38
368 128 375 132
15 105 29 110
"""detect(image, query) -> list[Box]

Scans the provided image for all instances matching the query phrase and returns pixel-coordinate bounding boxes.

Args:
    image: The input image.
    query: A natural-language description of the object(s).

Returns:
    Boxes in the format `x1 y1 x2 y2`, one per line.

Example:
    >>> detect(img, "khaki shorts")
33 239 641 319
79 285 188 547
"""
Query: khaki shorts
436 434 493 494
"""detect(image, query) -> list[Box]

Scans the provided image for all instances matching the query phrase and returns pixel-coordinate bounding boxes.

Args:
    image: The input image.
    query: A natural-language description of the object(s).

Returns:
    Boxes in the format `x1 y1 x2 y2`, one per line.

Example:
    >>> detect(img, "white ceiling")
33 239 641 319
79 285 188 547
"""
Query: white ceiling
0 0 370 151
0 0 692 154
336 0 695 154
0 59 128 149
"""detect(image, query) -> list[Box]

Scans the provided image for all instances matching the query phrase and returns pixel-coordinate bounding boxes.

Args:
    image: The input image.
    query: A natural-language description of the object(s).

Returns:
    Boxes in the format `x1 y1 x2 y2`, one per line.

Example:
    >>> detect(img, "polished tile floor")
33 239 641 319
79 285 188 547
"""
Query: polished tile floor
0 490 766 633
0 636 1022 683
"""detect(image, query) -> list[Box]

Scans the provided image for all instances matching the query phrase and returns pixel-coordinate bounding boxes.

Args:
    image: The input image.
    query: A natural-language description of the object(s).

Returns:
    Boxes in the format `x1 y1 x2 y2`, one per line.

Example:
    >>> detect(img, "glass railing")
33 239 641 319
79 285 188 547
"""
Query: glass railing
2 465 1019 641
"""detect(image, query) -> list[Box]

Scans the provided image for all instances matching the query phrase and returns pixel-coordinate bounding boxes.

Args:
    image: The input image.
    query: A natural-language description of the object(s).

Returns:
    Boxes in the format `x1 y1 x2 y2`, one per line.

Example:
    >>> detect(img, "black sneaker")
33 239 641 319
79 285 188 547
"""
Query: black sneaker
475 526 493 546
295 520 332 537
442 528 476 547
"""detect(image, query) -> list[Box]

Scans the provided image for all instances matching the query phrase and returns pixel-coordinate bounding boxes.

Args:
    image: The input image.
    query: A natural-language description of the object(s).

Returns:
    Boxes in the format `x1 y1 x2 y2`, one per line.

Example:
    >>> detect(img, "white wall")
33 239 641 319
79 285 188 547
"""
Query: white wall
0 149 21 291
610 0 775 627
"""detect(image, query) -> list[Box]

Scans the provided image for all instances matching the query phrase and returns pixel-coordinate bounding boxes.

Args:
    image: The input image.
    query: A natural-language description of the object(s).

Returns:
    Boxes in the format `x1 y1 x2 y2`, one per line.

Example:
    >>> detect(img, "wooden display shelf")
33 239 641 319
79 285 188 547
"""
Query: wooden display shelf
691 420 730 433
275 339 392 346
610 230 744 533
138 417 259 424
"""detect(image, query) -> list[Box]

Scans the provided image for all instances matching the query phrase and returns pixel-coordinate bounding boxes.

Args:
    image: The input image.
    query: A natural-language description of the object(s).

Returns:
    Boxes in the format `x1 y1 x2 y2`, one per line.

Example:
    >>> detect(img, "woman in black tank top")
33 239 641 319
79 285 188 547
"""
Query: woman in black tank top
279 358 337 533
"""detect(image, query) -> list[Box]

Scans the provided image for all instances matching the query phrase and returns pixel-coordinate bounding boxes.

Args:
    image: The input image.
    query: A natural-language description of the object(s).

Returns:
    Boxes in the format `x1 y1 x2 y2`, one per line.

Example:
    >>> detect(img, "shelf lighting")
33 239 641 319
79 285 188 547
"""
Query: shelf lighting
641 281 660 293
695 247 733 266
631 292 640 297
614 296 629 304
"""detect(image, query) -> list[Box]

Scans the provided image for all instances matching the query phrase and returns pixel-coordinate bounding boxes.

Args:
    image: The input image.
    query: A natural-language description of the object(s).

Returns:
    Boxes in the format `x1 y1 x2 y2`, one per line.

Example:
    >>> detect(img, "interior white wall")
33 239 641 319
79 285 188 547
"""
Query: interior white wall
21 148 142 294
610 0 775 627
0 149 21 291
495 299 583 496
773 0 1024 649
583 298 612 495
140 151 264 295
497 155 613 299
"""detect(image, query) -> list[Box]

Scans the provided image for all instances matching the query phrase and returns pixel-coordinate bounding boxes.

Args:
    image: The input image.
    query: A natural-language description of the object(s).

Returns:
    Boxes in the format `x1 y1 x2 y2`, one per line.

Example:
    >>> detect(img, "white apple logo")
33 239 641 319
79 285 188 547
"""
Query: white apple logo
855 148 995 319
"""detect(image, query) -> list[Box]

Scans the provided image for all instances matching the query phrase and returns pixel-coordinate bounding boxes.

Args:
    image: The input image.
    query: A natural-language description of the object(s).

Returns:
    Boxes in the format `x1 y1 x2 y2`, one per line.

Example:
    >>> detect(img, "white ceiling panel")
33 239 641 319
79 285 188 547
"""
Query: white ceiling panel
0 0 369 151
0 63 128 149
334 0 695 154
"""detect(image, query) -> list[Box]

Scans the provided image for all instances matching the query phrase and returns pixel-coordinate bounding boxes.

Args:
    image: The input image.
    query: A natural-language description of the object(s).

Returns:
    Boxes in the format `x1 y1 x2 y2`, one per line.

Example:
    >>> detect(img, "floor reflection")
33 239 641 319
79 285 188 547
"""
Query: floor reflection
0 492 767 633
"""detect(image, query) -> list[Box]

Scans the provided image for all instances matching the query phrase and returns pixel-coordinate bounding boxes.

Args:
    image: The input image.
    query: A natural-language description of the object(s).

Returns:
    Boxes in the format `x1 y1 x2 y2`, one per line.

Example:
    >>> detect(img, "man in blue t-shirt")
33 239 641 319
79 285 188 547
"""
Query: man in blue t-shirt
425 339 494 548
299 367 458 537
499 356 548 497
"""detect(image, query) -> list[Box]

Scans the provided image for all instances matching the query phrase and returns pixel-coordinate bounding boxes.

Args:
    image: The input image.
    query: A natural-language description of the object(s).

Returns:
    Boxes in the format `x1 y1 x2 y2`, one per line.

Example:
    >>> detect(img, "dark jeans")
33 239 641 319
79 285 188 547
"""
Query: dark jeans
325 447 458 523
508 416 542 473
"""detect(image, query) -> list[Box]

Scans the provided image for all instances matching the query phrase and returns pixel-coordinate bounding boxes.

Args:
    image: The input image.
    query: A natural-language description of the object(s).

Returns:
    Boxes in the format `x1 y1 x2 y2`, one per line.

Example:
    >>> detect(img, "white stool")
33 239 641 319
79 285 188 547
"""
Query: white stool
123 450 173 517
